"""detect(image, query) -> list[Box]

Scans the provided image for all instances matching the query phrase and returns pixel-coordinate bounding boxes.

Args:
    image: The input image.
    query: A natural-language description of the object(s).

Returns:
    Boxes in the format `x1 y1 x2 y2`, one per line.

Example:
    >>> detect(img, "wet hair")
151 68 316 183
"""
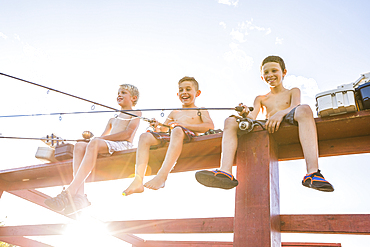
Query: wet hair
261 55 286 72
178 76 199 91
119 84 139 106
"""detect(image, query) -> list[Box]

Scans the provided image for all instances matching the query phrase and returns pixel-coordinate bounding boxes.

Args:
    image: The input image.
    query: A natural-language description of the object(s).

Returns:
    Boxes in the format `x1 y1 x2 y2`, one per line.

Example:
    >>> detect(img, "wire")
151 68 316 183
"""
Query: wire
0 107 254 119
0 136 82 142
0 111 114 118
0 72 146 120
0 72 253 128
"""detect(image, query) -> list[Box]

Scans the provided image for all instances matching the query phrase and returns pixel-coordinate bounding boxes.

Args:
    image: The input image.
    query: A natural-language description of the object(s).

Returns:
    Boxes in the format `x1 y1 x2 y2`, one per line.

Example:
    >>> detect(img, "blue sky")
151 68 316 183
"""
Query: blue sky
1 0 370 246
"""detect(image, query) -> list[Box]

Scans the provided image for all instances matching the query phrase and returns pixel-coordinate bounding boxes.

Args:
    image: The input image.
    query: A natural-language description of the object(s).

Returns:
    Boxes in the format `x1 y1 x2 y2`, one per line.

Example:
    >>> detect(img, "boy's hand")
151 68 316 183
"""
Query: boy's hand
149 118 160 129
237 103 250 118
168 121 181 129
266 111 285 133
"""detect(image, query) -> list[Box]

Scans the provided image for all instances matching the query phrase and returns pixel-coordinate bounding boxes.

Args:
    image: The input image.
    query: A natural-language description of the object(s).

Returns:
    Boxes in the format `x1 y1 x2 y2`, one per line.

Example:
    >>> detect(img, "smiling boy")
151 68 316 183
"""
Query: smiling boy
45 84 141 214
122 76 214 196
196 55 334 192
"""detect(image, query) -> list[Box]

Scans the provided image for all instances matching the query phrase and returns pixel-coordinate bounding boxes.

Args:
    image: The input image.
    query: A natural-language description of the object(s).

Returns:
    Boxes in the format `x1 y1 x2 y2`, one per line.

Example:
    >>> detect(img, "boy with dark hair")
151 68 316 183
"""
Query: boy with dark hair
196 55 334 192
122 76 214 196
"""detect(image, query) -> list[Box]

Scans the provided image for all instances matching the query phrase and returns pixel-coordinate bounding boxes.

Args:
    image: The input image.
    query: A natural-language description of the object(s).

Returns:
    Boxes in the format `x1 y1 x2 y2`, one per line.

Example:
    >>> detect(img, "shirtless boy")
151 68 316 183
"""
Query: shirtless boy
122 76 214 196
196 55 334 192
45 84 141 214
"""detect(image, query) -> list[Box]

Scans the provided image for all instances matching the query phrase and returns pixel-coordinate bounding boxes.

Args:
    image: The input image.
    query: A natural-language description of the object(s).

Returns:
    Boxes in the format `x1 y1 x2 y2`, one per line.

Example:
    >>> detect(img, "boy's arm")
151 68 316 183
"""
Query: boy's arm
101 118 113 136
266 88 301 133
244 96 263 120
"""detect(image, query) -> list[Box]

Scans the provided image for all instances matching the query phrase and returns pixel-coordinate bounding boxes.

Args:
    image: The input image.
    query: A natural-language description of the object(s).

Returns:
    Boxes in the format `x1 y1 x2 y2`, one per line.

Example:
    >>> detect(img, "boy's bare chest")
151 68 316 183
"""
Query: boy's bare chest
261 92 291 114
111 117 130 132
171 110 201 124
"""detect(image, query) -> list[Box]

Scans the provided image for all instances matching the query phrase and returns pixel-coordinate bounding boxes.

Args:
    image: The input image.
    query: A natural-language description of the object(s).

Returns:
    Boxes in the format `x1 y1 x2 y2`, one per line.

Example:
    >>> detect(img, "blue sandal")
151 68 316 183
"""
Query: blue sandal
195 169 238 189
302 170 334 192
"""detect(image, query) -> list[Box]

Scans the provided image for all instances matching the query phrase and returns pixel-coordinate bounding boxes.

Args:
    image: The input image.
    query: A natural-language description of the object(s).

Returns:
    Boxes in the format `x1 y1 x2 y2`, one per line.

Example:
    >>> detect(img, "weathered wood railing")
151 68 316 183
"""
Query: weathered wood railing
0 110 369 246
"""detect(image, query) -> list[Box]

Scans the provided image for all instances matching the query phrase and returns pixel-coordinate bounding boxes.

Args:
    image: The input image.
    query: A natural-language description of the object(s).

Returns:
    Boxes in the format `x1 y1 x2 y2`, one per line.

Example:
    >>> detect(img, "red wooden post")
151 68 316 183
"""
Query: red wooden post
234 131 280 247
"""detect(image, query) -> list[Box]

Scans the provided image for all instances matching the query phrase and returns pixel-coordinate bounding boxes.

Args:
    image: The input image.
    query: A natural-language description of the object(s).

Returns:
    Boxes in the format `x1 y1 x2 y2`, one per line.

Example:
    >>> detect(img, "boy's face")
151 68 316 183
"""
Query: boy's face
261 62 287 88
177 80 201 107
117 88 135 108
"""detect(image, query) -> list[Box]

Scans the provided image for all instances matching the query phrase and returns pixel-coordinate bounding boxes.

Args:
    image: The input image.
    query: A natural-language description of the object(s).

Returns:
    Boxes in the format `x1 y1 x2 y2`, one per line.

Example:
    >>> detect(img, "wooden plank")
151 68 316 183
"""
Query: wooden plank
144 240 233 247
280 214 370 234
233 131 281 247
8 189 146 246
278 135 370 161
0 236 53 247
106 217 234 234
0 133 222 191
282 243 341 247
0 218 233 236
140 241 342 247
272 110 370 146
0 224 65 236
2 214 365 236
0 110 369 191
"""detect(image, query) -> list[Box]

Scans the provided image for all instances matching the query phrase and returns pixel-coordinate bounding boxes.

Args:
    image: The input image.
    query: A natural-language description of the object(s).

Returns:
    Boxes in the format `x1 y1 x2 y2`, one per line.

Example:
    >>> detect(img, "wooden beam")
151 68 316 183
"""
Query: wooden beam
282 243 341 247
0 110 369 191
135 240 342 247
140 241 342 247
8 189 146 246
233 131 281 246
106 217 234 234
280 214 370 234
0 224 65 236
278 135 370 161
0 218 233 236
143 240 233 247
0 236 53 247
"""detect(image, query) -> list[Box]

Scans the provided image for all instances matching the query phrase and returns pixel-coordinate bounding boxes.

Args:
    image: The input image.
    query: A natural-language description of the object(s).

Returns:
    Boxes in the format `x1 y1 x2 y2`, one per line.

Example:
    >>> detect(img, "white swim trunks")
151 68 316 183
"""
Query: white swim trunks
103 140 133 155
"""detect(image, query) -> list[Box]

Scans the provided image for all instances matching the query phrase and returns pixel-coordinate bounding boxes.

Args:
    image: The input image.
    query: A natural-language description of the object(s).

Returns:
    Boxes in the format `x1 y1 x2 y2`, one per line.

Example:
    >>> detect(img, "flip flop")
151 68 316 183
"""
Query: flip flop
195 169 238 189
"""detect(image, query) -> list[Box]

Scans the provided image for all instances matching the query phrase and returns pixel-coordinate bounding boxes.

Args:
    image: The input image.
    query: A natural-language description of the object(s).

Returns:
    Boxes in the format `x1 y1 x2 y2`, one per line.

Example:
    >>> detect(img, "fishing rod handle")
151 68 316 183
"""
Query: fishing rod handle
235 106 254 112
145 118 171 129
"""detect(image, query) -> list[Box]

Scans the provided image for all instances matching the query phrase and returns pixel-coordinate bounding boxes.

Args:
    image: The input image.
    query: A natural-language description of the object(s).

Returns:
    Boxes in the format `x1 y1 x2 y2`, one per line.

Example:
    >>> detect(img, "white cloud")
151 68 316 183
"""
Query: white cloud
223 42 254 71
0 32 8 39
275 37 283 45
230 29 246 43
284 75 320 97
218 0 239 6
219 22 227 29
230 19 272 42
283 75 320 111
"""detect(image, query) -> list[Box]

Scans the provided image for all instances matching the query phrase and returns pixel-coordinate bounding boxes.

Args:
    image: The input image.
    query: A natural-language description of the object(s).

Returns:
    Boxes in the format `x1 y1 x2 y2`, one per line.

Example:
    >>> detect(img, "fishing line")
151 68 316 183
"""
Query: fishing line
0 136 82 142
0 72 253 129
0 72 162 126
0 107 253 119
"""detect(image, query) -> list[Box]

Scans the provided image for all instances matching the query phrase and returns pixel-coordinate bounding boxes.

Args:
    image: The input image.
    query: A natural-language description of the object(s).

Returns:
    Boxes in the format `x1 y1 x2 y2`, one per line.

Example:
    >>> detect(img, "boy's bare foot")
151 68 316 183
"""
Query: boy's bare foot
144 175 167 190
122 176 145 196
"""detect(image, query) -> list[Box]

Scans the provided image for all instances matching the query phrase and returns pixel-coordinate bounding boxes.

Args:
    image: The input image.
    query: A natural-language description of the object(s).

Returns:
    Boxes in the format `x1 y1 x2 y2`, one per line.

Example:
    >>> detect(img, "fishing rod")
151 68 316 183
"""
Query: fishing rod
0 107 254 119
0 136 83 142
0 72 253 128
0 72 168 127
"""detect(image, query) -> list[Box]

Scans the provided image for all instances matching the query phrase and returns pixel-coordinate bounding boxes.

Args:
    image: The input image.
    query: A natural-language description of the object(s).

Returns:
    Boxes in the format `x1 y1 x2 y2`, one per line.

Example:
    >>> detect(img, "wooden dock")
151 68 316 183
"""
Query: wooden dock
0 110 369 246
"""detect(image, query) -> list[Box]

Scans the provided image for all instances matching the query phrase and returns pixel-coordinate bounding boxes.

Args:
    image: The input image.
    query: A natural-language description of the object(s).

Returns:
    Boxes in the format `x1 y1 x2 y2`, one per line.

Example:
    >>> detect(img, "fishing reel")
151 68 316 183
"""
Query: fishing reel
42 133 64 148
82 131 94 141
236 118 265 132
236 118 254 132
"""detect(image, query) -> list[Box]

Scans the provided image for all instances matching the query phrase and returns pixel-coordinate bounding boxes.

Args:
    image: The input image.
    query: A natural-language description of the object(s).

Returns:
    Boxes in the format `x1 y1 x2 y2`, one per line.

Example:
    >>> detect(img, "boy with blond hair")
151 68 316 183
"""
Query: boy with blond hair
196 55 334 192
123 76 214 196
45 84 141 214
